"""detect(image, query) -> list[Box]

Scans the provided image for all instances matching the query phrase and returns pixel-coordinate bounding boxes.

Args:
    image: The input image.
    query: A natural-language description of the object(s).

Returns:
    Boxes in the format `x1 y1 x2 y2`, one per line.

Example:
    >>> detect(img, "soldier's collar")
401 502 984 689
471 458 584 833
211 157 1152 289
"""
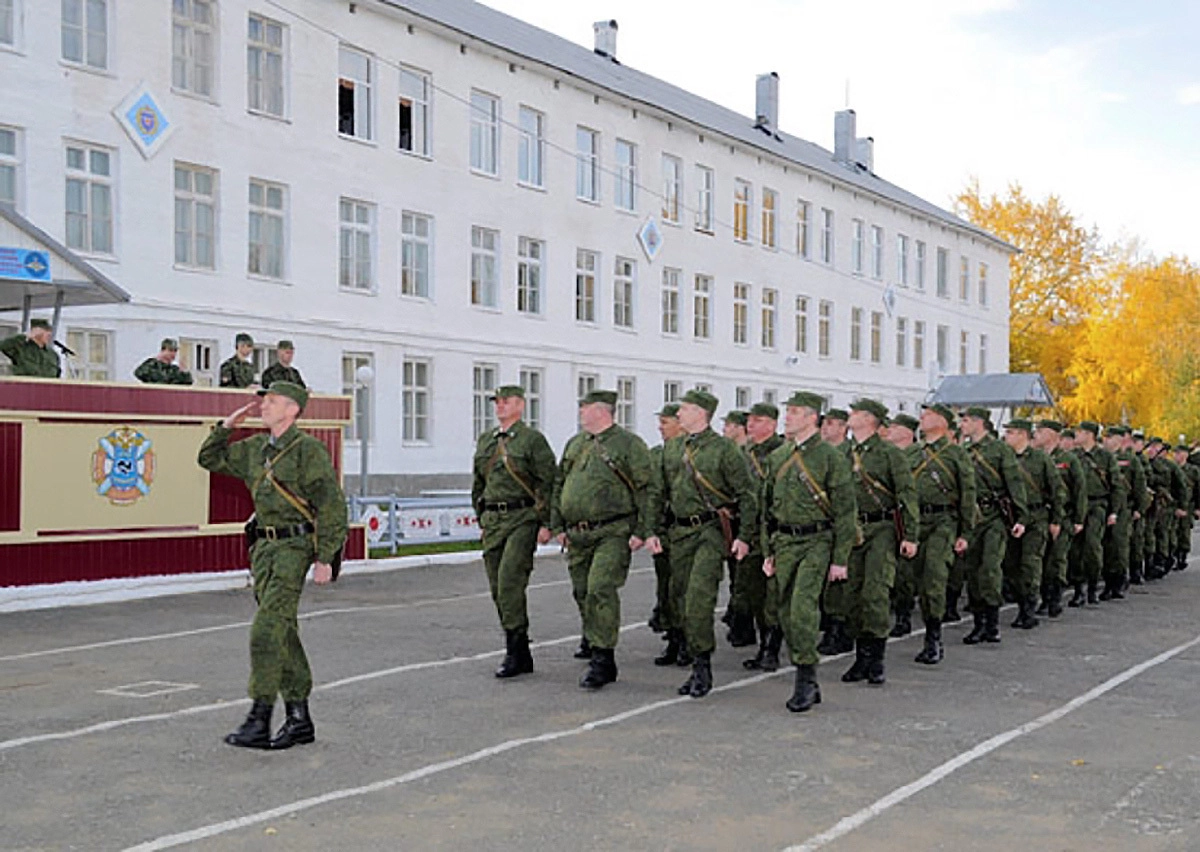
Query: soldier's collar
796 431 821 450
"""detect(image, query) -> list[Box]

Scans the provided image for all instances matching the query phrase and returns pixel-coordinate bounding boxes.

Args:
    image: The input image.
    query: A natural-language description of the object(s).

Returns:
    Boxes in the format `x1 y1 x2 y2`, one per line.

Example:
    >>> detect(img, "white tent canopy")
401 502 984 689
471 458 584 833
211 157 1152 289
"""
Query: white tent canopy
927 373 1056 409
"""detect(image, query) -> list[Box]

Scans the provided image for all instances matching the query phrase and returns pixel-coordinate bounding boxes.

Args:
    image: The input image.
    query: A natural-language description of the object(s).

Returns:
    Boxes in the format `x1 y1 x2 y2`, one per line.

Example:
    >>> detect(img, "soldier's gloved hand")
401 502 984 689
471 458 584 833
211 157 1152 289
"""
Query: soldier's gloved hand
730 539 749 561
827 564 848 583
762 557 775 577
312 562 333 585
899 540 918 559
645 536 663 555
1011 523 1026 539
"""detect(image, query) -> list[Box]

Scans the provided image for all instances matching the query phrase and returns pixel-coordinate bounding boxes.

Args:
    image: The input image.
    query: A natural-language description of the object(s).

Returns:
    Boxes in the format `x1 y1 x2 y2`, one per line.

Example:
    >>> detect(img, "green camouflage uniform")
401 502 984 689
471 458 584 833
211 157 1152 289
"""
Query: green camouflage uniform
648 429 757 656
760 433 856 666
1046 447 1087 590
735 434 785 634
845 433 919 640
1105 448 1146 588
134 357 194 385
902 436 976 623
551 425 651 650
219 356 257 387
1072 445 1125 590
1174 459 1198 564
648 443 673 627
1127 452 1153 580
1003 447 1065 604
198 423 348 703
472 420 557 634
962 434 1028 609
261 363 307 388
0 334 61 377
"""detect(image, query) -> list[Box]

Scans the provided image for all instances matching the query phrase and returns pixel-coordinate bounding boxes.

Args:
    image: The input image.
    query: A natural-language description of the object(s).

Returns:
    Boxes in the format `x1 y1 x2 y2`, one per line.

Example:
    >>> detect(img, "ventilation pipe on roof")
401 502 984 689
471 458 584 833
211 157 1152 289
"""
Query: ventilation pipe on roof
754 72 779 135
855 136 874 172
833 109 856 165
593 20 618 60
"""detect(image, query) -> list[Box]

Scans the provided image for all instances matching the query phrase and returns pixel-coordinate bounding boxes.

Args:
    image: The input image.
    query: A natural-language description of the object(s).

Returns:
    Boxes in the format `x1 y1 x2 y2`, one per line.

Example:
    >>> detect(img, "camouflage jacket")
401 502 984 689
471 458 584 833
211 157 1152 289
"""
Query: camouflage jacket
471 419 557 527
134 357 194 385
261 363 306 388
551 424 651 537
760 431 856 563
648 428 758 539
219 356 256 388
0 334 60 378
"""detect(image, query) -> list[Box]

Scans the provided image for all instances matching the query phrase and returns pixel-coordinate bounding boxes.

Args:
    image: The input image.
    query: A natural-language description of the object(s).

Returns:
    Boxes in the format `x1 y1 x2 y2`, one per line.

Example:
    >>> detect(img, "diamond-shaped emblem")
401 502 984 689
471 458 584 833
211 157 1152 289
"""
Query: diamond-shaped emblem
637 217 663 263
113 83 176 159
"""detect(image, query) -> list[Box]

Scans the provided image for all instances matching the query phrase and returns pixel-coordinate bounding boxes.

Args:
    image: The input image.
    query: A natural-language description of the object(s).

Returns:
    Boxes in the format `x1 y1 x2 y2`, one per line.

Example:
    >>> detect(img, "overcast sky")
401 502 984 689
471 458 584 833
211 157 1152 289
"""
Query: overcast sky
480 0 1200 260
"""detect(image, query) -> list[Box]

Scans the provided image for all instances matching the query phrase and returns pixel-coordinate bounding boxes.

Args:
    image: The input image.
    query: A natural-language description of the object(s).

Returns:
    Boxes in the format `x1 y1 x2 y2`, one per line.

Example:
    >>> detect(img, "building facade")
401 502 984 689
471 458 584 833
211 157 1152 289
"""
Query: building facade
0 0 1012 491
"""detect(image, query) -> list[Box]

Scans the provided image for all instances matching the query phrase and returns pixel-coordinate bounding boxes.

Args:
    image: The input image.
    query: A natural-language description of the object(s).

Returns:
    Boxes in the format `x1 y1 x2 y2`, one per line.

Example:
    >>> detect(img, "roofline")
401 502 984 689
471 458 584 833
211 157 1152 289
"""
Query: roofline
0 204 132 303
373 0 1017 255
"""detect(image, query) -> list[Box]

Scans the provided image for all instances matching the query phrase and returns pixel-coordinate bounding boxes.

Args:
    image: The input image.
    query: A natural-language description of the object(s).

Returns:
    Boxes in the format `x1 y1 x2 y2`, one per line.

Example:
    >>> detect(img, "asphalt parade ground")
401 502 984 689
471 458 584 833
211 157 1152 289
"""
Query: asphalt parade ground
3 541 1200 852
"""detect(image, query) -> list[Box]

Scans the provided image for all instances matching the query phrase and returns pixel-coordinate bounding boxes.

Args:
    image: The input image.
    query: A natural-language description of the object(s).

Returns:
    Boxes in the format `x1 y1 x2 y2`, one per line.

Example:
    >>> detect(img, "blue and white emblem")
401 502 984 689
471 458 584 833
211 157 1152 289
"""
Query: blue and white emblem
113 84 175 159
91 427 156 506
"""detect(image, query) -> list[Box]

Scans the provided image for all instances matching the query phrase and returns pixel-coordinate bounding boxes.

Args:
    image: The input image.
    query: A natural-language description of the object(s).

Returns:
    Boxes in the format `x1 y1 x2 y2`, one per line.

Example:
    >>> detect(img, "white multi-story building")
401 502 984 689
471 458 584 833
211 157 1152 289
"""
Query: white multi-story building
0 0 1012 491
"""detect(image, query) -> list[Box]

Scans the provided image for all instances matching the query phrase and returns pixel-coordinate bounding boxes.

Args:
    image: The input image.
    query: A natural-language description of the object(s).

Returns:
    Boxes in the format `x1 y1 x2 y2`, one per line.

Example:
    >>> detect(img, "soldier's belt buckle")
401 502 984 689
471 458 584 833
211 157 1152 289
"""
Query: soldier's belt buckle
576 520 591 531
688 514 703 526
495 502 508 513
263 526 278 541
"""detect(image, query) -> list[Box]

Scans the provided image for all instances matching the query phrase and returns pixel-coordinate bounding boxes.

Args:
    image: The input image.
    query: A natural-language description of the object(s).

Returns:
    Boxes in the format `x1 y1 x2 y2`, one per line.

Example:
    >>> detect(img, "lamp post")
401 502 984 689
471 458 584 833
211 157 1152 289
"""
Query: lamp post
355 364 374 499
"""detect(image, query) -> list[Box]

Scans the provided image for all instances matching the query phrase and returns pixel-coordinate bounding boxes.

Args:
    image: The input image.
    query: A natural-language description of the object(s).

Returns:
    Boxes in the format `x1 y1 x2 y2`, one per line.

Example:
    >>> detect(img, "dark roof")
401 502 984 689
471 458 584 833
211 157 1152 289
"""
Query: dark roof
928 373 1056 408
383 0 1013 251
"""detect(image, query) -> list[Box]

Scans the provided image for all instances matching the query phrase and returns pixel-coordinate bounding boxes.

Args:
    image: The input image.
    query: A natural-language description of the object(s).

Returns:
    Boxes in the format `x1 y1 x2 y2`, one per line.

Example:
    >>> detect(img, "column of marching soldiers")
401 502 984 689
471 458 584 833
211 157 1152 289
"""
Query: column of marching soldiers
474 386 1200 713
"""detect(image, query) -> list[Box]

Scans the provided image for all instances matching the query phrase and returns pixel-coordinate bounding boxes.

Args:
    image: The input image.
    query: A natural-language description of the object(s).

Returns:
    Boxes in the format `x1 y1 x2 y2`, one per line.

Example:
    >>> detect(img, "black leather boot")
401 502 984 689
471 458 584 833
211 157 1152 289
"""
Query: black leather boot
1106 579 1125 600
682 652 712 698
889 609 912 638
841 638 870 683
761 626 783 672
648 606 665 634
1011 598 1037 630
727 611 758 648
1086 579 1099 605
962 610 986 645
268 699 315 750
943 595 962 624
676 636 694 667
654 630 680 666
1129 559 1144 585
496 630 533 678
1175 551 1189 571
818 618 852 655
743 628 769 670
580 647 618 690
915 619 943 663
1047 580 1064 618
867 637 887 685
786 664 821 712
1035 588 1049 616
1067 583 1086 607
1023 596 1040 628
573 636 592 660
982 606 1001 643
225 700 273 749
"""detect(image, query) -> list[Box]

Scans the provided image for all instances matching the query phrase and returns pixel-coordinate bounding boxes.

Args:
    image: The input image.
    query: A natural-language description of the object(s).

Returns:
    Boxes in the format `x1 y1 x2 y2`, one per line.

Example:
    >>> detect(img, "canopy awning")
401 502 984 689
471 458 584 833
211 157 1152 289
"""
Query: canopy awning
0 204 131 314
927 373 1056 408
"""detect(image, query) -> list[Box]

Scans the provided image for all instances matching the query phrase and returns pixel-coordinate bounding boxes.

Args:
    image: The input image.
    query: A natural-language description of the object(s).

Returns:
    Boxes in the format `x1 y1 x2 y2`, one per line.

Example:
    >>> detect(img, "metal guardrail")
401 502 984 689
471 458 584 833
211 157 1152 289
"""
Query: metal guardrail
347 491 479 554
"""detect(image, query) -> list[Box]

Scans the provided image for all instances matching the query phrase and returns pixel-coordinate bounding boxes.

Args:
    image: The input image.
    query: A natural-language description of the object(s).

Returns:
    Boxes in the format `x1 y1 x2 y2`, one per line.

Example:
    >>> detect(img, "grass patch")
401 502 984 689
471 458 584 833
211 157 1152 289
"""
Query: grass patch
368 539 482 560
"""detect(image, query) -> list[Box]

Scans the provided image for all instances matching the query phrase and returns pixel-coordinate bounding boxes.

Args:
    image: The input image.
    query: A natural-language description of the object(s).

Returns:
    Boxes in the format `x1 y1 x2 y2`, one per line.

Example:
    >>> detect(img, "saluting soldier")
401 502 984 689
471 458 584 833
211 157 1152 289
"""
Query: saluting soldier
1033 420 1086 617
0 318 61 378
261 340 307 388
1170 444 1198 571
885 412 920 634
1001 419 1066 629
219 332 258 388
198 381 348 749
903 404 976 665
738 402 787 673
645 390 757 699
1069 421 1126 605
1100 426 1142 598
839 398 918 686
959 407 1028 645
647 404 683 634
759 391 856 712
550 390 651 690
134 338 194 385
471 385 557 679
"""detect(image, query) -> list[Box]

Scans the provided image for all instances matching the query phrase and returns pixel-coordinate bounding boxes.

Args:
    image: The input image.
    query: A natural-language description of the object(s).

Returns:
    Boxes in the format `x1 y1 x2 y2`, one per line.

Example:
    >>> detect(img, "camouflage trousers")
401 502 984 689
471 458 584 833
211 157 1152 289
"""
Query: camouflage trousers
565 519 634 650
669 523 728 656
1076 502 1108 584
248 538 313 703
1103 509 1132 585
902 511 956 623
653 550 672 624
771 530 833 667
845 520 896 639
1003 513 1049 602
733 553 779 632
965 511 1009 608
481 510 539 633
1043 526 1074 591
1175 513 1194 556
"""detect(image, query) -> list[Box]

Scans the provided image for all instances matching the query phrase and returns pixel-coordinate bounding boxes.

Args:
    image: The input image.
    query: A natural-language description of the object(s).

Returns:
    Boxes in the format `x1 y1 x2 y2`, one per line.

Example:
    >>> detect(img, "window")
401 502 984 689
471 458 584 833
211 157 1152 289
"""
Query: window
339 198 374 291
65 143 113 255
62 0 107 69
402 358 431 442
517 236 542 314
871 225 884 280
574 248 597 322
979 333 989 373
661 267 680 335
693 274 711 339
818 300 832 357
959 330 969 374
733 283 749 345
472 363 497 439
247 178 285 278
978 262 989 307
341 352 373 442
616 376 635 431
613 257 635 328
663 381 681 403
796 199 811 258
337 46 373 140
172 0 215 97
897 235 909 286
936 247 949 298
936 324 949 372
959 256 970 302
247 14 285 117
577 371 599 401
575 127 599 201
469 90 499 175
174 163 216 269
400 211 431 297
662 154 682 223
870 310 883 363
850 307 863 361
250 343 272 376
65 328 110 381
614 139 636 211
471 226 498 307
895 317 908 367
794 295 809 353
820 208 834 265
695 165 714 232
913 321 925 369
733 179 751 242
915 240 926 290
179 337 216 386
0 127 17 206
518 106 544 187
398 67 431 156
851 219 865 274
763 388 777 406
519 367 543 431
762 189 778 249
761 288 777 349
693 382 712 394
736 386 751 409
0 0 14 47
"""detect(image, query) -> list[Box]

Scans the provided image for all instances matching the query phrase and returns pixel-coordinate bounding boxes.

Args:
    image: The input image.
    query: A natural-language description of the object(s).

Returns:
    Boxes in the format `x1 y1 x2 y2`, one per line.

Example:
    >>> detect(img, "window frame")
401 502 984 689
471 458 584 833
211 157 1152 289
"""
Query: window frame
574 247 598 323
870 310 883 363
516 236 544 315
517 105 545 188
61 0 108 70
661 154 682 224
337 44 374 142
614 139 636 212
341 351 374 443
820 208 834 265
519 366 543 431
398 65 431 157
818 299 833 358
849 306 863 361
0 125 22 209
469 89 500 176
761 188 778 249
761 288 778 350
65 327 112 382
400 210 433 299
171 0 216 99
246 13 286 118
338 196 375 292
693 274 712 340
695 165 714 233
65 141 115 257
613 256 636 329
895 316 908 367
794 294 809 354
733 179 751 243
732 282 750 346
470 225 499 308
661 266 680 336
173 162 217 270
851 218 865 275
796 199 811 259
575 126 599 202
401 357 431 444
472 362 498 439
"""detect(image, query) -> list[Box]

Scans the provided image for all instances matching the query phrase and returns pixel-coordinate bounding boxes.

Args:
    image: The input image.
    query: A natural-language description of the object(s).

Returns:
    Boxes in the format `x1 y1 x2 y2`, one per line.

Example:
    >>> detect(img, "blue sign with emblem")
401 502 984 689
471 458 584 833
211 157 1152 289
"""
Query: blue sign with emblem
0 247 51 282
123 91 170 148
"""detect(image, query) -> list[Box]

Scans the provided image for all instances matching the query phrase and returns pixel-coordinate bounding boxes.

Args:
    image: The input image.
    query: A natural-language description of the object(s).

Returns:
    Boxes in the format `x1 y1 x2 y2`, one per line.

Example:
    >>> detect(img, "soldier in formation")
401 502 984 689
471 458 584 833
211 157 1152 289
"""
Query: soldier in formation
261 340 307 388
220 332 258 388
134 338 194 385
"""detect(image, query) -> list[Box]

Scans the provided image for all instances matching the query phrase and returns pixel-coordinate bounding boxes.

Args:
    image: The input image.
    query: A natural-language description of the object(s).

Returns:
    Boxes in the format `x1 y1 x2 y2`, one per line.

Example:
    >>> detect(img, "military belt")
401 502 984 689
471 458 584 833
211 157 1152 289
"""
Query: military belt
253 522 315 542
673 509 720 528
857 509 892 525
919 504 953 516
482 497 536 513
568 512 634 532
1087 495 1108 503
772 519 833 537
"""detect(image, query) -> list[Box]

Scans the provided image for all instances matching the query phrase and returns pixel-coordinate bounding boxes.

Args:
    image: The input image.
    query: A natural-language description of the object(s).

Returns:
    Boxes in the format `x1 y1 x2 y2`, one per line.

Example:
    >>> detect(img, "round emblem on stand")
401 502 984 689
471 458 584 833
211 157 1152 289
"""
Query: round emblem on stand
92 427 156 505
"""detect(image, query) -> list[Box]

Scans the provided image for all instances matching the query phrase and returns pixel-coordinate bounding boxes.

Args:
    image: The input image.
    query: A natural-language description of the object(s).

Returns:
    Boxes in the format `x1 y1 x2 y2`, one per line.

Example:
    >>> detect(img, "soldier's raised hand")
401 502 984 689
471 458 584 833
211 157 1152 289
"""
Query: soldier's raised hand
222 401 259 429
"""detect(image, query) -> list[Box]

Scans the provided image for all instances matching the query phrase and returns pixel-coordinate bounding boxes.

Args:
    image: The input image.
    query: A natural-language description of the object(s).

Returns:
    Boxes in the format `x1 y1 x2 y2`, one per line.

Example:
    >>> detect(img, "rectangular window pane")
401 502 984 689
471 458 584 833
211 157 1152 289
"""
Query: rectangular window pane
471 226 498 307
338 46 373 140
470 90 499 175
695 166 714 232
517 236 542 314
339 198 374 290
401 211 432 297
575 248 596 323
615 140 636 211
174 163 217 269
794 295 809 354
661 267 679 335
576 127 598 201
614 256 635 328
248 178 286 278
518 106 544 187
247 14 285 117
734 180 751 242
693 274 711 339
473 363 497 439
662 155 681 223
733 282 749 345
398 67 431 156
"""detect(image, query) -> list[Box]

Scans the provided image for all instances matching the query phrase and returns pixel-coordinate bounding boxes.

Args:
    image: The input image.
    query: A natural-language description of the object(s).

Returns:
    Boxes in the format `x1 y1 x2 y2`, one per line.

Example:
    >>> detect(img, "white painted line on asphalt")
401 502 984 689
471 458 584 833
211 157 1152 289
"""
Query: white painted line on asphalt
97 681 200 699
781 630 1200 852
